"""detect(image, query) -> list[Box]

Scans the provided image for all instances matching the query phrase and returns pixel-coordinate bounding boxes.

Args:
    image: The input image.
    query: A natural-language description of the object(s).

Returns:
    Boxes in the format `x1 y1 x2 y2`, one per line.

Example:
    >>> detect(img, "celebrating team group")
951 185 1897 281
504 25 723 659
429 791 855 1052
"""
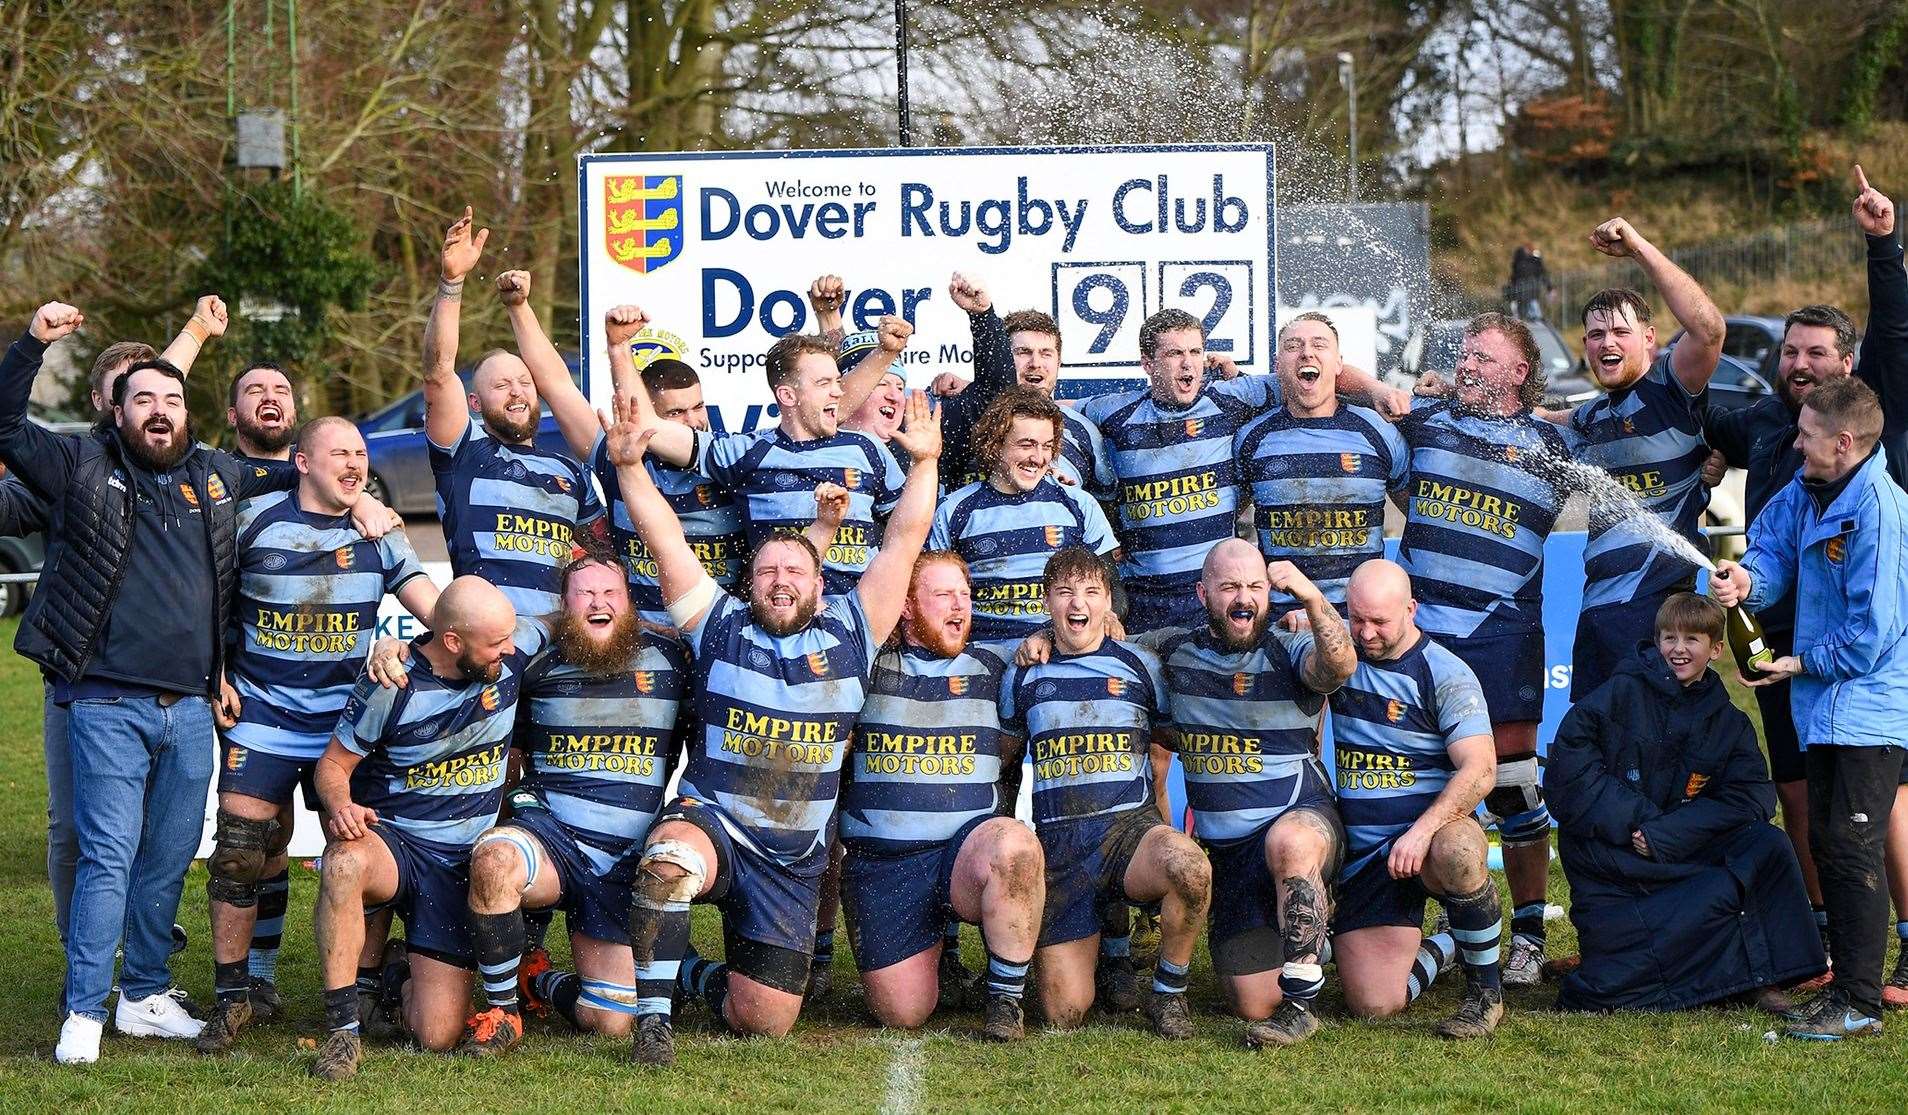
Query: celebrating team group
11 165 1906 1076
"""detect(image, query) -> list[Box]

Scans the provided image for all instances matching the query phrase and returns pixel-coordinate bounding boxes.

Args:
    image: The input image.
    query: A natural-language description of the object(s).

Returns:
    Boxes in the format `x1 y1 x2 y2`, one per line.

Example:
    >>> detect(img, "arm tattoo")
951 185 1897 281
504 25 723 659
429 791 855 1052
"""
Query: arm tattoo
1302 608 1356 692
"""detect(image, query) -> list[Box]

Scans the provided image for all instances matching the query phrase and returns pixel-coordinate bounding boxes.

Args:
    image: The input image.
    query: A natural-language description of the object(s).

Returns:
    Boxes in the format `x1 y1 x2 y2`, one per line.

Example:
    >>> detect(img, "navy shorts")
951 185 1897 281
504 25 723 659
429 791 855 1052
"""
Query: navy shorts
841 815 991 973
1330 848 1431 937
1570 591 1674 701
368 823 475 969
1442 626 1545 724
508 807 636 946
657 798 823 962
1203 794 1345 977
1038 807 1166 948
217 739 317 809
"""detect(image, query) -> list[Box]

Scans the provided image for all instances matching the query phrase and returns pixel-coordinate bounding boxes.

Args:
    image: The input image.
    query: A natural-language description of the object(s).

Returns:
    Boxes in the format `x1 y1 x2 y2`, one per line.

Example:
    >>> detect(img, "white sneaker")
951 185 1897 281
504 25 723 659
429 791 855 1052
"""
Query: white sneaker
56 1013 102 1064
114 991 206 1039
1502 933 1545 986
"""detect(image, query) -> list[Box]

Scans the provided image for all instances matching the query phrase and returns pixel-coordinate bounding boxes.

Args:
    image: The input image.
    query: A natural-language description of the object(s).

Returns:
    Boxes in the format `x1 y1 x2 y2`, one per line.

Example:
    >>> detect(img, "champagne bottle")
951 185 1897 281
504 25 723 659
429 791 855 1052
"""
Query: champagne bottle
1725 602 1774 682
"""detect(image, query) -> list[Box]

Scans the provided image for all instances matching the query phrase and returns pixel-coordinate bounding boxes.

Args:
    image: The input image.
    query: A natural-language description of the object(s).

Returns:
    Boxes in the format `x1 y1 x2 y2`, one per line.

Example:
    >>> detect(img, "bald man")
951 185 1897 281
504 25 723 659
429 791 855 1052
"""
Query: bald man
1328 561 1505 1039
306 576 551 1079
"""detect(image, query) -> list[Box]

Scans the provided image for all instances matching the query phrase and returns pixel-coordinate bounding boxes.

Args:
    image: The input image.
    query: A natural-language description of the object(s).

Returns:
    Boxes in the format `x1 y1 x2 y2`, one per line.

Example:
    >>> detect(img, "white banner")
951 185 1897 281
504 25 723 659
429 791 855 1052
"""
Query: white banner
577 144 1277 433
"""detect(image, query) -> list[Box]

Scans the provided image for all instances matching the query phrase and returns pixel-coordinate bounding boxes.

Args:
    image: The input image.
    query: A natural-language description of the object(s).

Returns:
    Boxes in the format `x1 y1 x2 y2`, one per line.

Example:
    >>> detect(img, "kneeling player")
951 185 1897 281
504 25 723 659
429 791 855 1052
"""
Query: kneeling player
1330 561 1505 1039
307 578 547 1079
1153 540 1357 1046
839 552 1043 1039
1003 547 1211 1038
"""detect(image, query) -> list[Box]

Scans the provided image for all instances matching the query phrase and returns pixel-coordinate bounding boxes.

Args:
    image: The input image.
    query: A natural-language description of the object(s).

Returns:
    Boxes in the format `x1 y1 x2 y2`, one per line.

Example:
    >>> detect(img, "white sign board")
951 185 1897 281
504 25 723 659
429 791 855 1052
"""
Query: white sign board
577 144 1277 433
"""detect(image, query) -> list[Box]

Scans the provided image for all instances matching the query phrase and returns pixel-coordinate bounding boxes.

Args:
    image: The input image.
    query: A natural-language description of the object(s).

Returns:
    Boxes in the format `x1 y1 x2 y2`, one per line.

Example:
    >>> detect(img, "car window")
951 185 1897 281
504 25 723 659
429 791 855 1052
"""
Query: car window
1722 324 1772 363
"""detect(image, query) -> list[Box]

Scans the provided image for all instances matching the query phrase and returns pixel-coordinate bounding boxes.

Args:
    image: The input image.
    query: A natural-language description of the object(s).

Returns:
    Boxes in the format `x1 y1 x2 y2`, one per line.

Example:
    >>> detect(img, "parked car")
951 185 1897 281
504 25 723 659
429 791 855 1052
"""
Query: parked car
1664 315 1786 413
358 356 584 517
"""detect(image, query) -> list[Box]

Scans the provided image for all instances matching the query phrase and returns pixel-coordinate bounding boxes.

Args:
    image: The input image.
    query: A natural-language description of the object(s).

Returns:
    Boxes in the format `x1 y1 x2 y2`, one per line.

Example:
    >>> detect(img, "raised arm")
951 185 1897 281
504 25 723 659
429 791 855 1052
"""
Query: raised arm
1589 216 1724 395
836 315 913 421
1854 164 1908 432
853 390 941 645
803 482 849 559
0 304 87 499
499 269 594 458
952 273 1015 392
1270 561 1355 693
156 295 229 375
423 207 487 450
807 274 845 346
603 305 696 468
601 389 713 628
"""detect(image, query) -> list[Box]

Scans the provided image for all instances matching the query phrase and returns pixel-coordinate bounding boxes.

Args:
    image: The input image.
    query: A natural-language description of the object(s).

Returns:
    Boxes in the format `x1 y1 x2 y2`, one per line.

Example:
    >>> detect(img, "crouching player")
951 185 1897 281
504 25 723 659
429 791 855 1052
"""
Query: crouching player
838 552 1043 1040
307 577 548 1079
1002 547 1212 1038
1330 561 1506 1039
1153 540 1356 1046
602 387 943 1065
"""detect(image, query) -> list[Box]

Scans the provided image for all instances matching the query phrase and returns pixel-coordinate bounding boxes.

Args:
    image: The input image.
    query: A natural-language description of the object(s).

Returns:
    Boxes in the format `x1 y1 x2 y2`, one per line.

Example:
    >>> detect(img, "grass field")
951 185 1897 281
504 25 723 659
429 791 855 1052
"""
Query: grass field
0 619 1901 1113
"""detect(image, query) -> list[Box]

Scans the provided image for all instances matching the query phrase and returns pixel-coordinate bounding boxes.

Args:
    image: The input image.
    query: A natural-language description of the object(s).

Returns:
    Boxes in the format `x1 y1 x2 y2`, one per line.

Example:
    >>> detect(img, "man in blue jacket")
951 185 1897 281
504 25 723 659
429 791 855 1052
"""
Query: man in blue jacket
1714 376 1908 1039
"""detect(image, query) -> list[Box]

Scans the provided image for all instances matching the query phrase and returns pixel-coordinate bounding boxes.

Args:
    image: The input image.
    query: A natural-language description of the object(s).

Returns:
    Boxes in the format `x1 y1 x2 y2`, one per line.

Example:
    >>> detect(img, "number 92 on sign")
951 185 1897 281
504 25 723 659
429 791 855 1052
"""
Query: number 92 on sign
1051 260 1254 368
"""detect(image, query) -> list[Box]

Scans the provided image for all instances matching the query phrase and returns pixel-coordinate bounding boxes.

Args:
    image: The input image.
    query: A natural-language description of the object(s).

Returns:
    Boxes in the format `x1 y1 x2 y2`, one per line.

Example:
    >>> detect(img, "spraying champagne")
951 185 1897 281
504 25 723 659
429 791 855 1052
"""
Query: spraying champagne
1709 563 1774 682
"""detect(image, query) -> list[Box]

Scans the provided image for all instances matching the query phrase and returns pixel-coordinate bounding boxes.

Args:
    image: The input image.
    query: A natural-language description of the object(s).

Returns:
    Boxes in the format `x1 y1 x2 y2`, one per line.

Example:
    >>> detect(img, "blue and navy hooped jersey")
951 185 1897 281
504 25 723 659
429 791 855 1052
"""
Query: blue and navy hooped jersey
677 591 879 870
1000 638 1169 826
1236 404 1408 609
339 617 550 851
1151 624 1325 844
226 492 428 761
1567 354 1710 610
591 433 743 624
929 478 1118 644
1330 633 1491 872
695 427 906 596
1058 407 1117 502
431 424 603 617
839 643 1009 856
1081 376 1281 603
517 630 688 874
1396 400 1572 638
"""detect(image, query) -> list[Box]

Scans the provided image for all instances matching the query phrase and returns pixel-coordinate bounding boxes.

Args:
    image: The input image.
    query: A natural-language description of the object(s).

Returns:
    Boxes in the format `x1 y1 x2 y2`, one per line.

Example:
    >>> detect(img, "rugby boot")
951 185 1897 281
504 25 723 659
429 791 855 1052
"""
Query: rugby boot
359 939 408 1040
1784 989 1882 1041
1434 986 1504 1039
1096 952 1140 1013
631 1013 675 1066
192 997 253 1054
1881 955 1908 1010
805 956 833 1001
1500 933 1544 986
457 1007 523 1056
246 977 283 1024
981 994 1024 1042
308 1029 363 1080
1145 990 1195 1040
1243 999 1318 1048
518 945 554 1017
938 947 978 1011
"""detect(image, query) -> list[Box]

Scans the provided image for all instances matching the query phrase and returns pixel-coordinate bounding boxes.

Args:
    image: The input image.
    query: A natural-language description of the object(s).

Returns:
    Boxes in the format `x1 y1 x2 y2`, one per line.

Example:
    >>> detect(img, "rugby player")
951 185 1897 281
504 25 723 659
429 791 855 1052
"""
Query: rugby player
227 361 299 462
1236 312 1407 616
306 577 548 1079
837 551 1043 1040
1393 312 1573 984
194 418 439 1053
1153 540 1356 1046
1000 546 1211 1038
1330 561 1504 1039
422 209 603 617
601 385 943 1065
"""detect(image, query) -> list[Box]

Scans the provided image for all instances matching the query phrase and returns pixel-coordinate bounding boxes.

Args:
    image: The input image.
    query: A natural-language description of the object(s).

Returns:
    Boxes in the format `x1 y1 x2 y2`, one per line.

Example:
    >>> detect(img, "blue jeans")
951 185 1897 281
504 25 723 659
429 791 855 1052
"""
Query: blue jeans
64 693 213 1021
43 686 77 944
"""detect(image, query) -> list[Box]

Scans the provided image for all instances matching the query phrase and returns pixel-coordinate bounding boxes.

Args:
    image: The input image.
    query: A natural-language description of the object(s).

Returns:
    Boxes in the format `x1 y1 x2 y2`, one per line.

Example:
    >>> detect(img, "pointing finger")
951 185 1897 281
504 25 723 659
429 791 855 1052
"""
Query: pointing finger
1856 164 1870 195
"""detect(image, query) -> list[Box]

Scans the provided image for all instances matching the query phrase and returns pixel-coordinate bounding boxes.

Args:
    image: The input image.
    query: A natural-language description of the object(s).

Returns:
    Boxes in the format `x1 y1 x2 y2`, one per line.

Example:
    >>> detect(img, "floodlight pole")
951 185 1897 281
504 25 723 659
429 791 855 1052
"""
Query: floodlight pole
896 0 913 147
1337 51 1357 202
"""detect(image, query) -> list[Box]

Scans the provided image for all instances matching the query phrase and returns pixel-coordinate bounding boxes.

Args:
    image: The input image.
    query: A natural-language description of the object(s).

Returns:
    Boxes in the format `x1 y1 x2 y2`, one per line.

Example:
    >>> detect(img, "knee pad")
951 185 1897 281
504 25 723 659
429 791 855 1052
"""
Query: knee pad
636 839 708 906
473 828 543 893
1483 756 1550 847
208 811 280 907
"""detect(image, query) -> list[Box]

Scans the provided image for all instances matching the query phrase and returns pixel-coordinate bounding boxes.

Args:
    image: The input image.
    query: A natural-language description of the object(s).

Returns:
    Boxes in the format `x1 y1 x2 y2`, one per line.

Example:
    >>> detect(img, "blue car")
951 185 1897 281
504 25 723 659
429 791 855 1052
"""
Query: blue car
357 356 584 516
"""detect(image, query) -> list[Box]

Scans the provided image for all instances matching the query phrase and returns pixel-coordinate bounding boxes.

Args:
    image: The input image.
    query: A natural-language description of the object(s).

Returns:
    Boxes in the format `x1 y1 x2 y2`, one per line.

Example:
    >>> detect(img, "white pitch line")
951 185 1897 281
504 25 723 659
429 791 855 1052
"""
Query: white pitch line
878 1035 925 1115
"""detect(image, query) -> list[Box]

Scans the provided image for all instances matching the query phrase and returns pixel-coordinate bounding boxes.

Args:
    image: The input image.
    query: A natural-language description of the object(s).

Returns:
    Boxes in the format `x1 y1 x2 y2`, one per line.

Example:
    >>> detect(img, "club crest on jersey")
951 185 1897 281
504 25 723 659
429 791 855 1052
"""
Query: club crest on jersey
1684 772 1710 798
1826 536 1847 564
1501 446 1520 464
806 651 831 677
604 174 683 274
225 746 248 772
335 547 356 570
1043 525 1065 547
1232 672 1252 697
633 670 655 694
554 476 572 495
1385 698 1407 723
178 482 200 507
695 485 714 507
1621 416 1637 436
841 468 861 491
1106 677 1128 697
948 675 969 696
1184 417 1205 438
206 473 228 501
480 685 501 712
1340 453 1360 474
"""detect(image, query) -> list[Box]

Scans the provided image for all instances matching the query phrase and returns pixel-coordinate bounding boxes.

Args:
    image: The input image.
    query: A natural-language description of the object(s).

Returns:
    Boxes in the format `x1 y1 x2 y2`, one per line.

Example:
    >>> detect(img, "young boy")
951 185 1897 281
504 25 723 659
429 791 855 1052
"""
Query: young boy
1544 593 1826 1012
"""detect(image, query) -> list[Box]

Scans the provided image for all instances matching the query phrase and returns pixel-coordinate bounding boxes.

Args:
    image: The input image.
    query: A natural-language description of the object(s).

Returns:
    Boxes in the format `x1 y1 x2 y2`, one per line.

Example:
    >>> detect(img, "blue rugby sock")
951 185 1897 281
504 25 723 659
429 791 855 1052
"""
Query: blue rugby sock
1101 934 1132 960
1151 957 1189 997
1408 932 1455 1002
984 949 1030 1001
1447 882 1504 994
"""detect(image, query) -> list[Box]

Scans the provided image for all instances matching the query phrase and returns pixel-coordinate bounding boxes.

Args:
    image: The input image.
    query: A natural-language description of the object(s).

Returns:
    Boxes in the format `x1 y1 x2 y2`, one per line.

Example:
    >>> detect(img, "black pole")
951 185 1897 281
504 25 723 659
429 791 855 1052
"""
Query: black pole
895 0 912 147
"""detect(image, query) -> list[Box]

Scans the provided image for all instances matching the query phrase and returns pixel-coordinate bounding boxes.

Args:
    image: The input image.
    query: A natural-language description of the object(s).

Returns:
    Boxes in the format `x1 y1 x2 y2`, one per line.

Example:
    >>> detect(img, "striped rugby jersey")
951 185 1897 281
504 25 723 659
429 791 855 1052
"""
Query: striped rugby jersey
694 427 905 596
1081 375 1282 622
839 643 1009 856
999 638 1169 826
226 491 428 761
431 423 603 617
1235 403 1408 609
1566 354 1710 610
1150 624 1325 844
591 432 744 625
677 590 879 870
929 477 1118 644
1329 632 1491 875
517 629 689 874
338 616 551 851
1395 399 1572 638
